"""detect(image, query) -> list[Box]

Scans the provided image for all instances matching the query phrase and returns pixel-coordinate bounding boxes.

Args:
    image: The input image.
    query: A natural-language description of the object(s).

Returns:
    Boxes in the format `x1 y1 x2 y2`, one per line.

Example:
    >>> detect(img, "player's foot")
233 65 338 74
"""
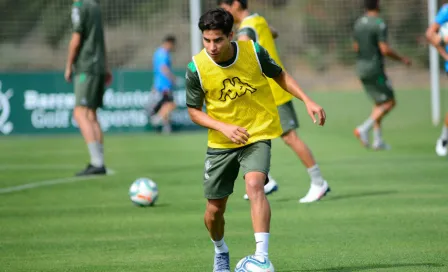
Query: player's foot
243 179 278 200
354 128 369 148
372 141 391 151
435 138 448 156
299 180 330 203
75 164 107 176
213 252 230 272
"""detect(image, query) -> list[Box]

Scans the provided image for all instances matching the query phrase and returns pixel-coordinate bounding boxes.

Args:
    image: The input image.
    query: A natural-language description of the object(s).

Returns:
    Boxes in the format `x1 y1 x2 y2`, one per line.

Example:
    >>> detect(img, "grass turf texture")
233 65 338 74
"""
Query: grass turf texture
0 90 447 272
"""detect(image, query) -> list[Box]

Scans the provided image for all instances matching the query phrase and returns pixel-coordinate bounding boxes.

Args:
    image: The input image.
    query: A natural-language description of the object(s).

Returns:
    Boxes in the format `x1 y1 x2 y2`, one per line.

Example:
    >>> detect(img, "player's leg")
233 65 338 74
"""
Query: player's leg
73 73 106 176
435 112 448 156
355 75 395 149
203 150 239 271
158 92 176 134
240 141 272 258
372 99 395 150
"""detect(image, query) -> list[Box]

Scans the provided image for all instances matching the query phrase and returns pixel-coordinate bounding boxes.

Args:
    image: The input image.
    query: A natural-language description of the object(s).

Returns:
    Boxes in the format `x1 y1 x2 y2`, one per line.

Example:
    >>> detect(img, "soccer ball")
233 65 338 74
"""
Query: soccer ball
235 255 274 272
439 22 448 42
129 178 159 206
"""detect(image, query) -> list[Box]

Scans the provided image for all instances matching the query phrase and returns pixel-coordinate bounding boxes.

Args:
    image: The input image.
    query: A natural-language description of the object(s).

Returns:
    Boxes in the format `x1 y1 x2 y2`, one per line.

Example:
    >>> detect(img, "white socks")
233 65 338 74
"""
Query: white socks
307 165 324 186
440 125 448 141
87 142 104 167
254 232 270 257
373 127 382 144
357 117 375 133
212 238 229 254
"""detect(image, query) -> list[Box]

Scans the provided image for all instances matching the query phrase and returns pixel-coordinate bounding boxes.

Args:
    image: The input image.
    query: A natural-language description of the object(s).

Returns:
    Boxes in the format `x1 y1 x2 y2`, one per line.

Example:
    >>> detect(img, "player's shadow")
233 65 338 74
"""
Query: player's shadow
278 262 445 272
273 190 397 203
324 190 398 202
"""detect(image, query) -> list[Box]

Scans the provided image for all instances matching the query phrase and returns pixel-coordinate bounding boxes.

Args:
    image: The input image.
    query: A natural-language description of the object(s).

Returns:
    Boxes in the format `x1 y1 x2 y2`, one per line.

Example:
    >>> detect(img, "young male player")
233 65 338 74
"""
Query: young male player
186 8 326 272
218 0 330 203
150 35 177 134
353 0 411 150
65 0 111 176
426 2 448 157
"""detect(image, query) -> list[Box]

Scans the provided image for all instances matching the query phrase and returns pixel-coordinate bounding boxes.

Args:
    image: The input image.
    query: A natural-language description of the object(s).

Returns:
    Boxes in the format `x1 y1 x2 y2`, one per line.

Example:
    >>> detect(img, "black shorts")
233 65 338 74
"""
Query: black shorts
152 91 174 115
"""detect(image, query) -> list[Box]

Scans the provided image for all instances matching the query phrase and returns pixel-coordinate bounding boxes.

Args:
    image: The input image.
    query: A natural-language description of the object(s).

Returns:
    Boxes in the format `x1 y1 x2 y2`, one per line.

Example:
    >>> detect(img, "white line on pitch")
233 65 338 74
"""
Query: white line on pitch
0 169 116 194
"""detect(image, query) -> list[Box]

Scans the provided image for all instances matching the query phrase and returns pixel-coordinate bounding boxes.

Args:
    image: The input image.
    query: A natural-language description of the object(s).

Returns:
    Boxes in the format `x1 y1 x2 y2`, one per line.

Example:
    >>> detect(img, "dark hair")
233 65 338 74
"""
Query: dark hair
216 0 248 10
364 0 379 10
163 35 176 44
198 8 234 36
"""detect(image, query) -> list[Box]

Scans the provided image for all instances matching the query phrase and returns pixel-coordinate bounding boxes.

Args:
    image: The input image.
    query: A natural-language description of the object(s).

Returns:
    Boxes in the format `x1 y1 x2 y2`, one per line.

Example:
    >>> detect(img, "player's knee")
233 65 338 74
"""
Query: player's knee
73 106 88 121
86 109 98 122
245 175 265 198
206 199 227 217
281 130 299 146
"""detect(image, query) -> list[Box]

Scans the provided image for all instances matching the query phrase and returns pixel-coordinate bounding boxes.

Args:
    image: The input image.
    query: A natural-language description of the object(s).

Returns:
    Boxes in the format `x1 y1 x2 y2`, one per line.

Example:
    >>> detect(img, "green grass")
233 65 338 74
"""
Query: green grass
0 90 447 272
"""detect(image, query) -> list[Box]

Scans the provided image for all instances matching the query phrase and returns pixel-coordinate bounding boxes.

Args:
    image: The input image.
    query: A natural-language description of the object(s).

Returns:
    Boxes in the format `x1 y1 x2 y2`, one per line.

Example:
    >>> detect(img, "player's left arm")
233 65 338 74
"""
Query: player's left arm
255 43 326 125
426 23 448 61
65 6 84 82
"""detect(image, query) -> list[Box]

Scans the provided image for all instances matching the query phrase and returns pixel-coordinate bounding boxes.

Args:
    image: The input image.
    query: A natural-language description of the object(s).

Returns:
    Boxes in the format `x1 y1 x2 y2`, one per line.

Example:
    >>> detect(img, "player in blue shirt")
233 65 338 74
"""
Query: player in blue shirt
426 4 448 156
150 35 177 133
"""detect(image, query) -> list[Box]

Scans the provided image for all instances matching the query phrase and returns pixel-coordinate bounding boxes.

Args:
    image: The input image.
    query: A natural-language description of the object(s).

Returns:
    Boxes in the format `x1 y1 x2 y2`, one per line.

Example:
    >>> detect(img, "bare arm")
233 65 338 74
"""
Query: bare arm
353 41 359 52
161 64 177 84
426 22 448 61
187 107 249 144
378 42 411 65
64 33 81 82
273 71 326 125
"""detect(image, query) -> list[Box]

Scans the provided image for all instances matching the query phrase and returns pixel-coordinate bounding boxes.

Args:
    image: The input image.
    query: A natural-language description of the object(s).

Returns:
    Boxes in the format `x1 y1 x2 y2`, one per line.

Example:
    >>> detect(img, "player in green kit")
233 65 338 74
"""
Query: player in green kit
353 0 411 150
65 0 111 176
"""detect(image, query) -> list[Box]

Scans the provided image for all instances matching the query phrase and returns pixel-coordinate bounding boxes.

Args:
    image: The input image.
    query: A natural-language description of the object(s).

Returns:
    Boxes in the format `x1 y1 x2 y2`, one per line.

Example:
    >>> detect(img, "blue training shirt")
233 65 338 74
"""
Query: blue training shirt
153 47 173 92
436 4 448 72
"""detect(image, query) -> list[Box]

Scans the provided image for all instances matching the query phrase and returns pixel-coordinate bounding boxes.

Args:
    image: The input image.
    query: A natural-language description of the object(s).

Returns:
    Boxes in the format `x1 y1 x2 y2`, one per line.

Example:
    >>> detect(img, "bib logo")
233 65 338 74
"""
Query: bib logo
219 77 257 101
0 81 14 135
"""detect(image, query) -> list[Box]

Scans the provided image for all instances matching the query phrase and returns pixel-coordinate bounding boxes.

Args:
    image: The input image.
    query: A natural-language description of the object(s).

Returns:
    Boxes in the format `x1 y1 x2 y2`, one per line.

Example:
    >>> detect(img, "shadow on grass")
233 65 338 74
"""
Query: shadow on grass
279 262 445 271
273 190 398 203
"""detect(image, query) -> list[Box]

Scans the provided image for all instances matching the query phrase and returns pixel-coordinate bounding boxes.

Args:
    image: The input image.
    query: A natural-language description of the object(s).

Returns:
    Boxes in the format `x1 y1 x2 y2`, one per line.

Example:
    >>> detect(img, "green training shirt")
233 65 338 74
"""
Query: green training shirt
71 0 106 74
353 15 388 78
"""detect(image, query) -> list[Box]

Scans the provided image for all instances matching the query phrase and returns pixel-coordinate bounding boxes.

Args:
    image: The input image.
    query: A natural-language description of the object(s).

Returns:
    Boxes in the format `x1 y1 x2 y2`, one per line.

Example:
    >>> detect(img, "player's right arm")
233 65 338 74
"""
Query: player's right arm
377 21 411 66
185 63 249 145
65 4 84 82
426 5 448 61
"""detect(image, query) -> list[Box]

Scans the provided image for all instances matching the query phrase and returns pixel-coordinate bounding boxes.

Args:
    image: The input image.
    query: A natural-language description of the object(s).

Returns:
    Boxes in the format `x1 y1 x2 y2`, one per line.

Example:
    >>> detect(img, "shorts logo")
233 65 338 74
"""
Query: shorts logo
219 77 257 101
204 160 212 181
79 73 86 83
0 81 14 135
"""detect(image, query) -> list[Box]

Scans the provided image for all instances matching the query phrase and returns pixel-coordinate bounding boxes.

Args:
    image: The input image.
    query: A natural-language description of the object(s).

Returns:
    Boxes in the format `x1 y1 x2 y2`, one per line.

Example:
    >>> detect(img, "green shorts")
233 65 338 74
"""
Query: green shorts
74 73 106 109
361 74 395 104
203 140 271 199
278 100 299 135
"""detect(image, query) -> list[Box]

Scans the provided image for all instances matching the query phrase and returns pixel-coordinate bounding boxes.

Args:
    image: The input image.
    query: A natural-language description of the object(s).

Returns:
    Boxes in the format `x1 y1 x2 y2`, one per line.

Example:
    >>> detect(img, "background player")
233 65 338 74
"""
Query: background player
186 8 325 271
150 35 177 134
65 0 111 176
218 0 330 203
353 0 411 150
426 3 448 157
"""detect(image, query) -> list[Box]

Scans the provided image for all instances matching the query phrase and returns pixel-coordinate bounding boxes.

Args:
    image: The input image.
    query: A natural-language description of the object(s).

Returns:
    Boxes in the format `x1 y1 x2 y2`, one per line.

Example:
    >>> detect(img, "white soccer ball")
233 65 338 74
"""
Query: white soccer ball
439 23 448 40
129 178 159 206
235 255 274 272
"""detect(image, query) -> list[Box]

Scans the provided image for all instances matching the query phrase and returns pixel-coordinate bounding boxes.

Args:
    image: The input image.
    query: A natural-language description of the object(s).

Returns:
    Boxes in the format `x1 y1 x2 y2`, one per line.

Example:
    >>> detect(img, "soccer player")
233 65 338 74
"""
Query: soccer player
65 0 111 176
353 0 411 150
186 8 326 271
426 3 448 157
218 0 330 203
150 35 177 134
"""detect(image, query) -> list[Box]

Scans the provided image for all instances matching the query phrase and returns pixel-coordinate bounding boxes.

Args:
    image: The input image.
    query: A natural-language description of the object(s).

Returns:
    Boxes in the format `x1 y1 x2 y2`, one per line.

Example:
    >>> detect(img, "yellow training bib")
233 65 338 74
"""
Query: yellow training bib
239 13 293 106
192 41 282 149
